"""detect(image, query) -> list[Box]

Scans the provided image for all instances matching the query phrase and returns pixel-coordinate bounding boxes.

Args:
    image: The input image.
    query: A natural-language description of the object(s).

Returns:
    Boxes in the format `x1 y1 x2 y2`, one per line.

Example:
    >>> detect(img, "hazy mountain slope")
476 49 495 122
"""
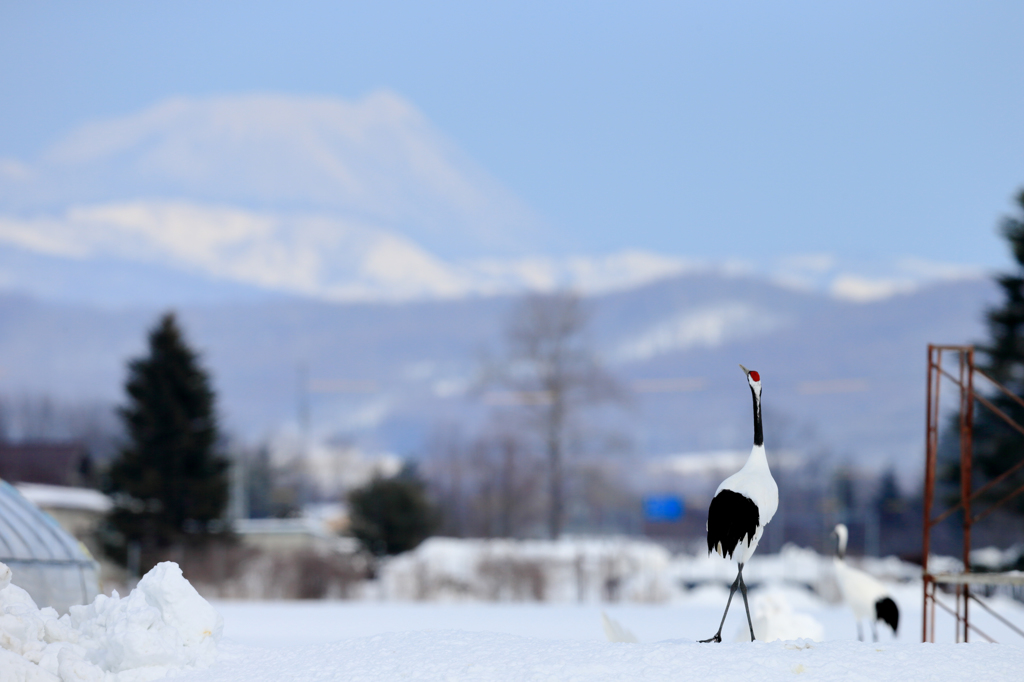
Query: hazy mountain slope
0 273 998 478
0 92 542 258
0 242 290 307
611 278 996 473
0 209 698 306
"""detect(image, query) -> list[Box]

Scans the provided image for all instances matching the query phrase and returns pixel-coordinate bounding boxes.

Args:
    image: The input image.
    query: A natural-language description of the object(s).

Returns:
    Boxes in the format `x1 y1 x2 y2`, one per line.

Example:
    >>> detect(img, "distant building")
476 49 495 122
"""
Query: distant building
0 441 94 487
0 440 108 561
233 517 358 556
15 482 112 558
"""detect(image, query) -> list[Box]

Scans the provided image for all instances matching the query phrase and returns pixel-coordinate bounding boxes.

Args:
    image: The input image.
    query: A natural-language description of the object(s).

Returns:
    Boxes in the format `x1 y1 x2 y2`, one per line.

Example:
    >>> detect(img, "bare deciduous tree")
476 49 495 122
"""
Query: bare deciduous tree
423 425 473 537
496 292 621 539
478 430 538 538
423 424 543 539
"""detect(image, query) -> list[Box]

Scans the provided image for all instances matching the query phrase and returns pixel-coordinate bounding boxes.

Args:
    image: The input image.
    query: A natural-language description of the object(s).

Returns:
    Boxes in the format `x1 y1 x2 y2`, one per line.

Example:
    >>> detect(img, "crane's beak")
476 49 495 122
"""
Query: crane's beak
739 364 749 376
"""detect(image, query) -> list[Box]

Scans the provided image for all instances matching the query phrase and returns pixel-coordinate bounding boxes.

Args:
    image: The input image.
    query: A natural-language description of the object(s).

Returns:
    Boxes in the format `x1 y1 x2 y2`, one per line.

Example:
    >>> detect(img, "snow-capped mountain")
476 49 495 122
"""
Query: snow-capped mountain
0 93 982 307
0 91 542 258
0 199 700 303
3 91 677 304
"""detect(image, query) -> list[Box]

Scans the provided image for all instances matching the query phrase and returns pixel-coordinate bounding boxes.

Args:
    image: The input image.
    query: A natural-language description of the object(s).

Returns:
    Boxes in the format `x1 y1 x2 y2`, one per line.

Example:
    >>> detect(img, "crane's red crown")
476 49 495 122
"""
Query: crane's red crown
749 370 760 382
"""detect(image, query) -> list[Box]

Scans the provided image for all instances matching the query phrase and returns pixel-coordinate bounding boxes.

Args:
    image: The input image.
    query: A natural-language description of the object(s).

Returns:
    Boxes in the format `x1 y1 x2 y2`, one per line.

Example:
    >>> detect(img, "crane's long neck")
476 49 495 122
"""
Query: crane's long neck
751 385 763 447
836 528 848 560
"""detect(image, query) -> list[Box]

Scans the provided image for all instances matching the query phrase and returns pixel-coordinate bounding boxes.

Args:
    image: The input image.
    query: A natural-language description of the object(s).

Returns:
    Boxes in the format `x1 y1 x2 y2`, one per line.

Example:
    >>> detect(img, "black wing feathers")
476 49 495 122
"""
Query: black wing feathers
875 597 899 633
706 489 759 559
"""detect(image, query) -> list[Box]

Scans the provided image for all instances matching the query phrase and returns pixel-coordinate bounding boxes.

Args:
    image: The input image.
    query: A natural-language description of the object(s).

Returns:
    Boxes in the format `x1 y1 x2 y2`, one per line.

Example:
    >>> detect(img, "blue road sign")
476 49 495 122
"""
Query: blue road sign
643 495 684 522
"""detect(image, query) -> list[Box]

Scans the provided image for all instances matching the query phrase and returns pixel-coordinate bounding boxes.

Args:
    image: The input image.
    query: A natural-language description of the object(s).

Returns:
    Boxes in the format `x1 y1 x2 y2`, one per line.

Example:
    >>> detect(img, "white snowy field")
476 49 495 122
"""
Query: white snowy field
4 550 1024 681
179 634 1024 682
173 580 1024 682
208 582 1024 648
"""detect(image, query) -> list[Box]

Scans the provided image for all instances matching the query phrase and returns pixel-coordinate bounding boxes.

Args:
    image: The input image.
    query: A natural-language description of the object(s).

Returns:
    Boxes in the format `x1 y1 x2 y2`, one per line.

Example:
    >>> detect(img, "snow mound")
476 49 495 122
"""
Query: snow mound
601 612 639 643
734 589 825 642
380 536 674 602
0 560 222 682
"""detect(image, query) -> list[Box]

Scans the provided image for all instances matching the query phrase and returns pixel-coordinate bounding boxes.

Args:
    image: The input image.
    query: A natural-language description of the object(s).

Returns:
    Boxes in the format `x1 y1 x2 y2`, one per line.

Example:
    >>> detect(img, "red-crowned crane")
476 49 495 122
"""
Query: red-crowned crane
700 365 779 643
831 523 899 641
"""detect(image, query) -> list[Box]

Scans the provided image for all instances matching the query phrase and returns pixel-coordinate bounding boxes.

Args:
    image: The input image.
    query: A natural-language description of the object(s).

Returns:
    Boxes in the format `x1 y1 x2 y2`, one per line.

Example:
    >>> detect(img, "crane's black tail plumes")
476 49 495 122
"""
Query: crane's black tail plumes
875 597 899 633
706 490 759 559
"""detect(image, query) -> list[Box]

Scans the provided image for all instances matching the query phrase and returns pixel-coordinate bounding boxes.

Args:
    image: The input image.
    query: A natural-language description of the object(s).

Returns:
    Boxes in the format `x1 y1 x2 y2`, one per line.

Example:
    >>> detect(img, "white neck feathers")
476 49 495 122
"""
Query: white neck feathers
745 443 768 469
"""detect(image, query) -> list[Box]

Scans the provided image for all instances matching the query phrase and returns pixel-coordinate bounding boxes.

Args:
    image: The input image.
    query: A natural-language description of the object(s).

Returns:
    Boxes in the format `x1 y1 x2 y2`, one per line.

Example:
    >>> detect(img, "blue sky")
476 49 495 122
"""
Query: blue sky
1 1 1022 268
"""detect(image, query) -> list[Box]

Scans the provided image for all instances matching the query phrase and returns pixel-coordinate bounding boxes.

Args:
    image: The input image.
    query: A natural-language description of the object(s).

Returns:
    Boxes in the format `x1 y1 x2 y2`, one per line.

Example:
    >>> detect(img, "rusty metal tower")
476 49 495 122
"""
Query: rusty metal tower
922 344 1024 643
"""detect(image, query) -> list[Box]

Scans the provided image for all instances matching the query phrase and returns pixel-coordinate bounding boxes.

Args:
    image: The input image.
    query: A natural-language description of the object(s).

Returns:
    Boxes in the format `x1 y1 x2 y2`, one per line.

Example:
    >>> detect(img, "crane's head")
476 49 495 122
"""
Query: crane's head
739 364 761 397
831 523 849 558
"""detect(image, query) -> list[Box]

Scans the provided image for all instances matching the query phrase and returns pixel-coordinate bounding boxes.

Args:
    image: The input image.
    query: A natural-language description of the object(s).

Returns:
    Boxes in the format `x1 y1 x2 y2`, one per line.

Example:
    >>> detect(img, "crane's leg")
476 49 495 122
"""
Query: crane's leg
737 564 756 641
699 568 741 643
872 621 878 643
857 621 863 642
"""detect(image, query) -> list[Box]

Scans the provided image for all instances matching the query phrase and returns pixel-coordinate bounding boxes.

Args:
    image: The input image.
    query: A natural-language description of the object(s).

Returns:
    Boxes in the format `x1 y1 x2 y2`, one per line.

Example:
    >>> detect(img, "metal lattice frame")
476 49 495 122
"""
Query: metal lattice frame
922 344 1024 643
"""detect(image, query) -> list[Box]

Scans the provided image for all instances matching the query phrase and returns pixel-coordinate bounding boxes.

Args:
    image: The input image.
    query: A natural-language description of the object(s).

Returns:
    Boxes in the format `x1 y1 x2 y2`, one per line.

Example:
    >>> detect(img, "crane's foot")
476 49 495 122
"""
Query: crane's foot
698 633 722 643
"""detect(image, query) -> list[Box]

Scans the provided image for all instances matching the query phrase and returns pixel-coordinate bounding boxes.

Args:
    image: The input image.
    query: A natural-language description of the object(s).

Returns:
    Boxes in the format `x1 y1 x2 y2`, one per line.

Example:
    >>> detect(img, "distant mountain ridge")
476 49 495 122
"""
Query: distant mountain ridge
0 272 999 480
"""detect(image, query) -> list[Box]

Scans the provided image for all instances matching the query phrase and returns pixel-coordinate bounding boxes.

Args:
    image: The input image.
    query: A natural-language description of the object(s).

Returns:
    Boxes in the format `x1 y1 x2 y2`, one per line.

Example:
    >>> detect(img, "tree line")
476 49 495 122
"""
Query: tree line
92 291 626 575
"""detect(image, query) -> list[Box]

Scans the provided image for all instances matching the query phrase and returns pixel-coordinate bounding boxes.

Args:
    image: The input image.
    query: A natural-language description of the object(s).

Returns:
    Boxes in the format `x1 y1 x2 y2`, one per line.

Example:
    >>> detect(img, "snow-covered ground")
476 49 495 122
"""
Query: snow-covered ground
188 541 1024 682
210 581 1024 648
190 635 1024 682
4 541 1024 681
187 576 1024 681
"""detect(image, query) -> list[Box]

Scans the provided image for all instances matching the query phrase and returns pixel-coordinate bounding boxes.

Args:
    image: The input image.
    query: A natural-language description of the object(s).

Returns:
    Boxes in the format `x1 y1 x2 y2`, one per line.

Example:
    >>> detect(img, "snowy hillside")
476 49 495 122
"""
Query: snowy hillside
0 274 998 477
0 204 695 304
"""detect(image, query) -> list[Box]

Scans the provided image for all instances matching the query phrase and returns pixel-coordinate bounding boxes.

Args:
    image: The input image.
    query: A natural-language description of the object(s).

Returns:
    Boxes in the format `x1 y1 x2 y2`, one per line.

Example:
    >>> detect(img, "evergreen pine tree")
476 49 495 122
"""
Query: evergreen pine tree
348 464 438 556
982 189 1024 383
104 313 229 568
942 189 1024 517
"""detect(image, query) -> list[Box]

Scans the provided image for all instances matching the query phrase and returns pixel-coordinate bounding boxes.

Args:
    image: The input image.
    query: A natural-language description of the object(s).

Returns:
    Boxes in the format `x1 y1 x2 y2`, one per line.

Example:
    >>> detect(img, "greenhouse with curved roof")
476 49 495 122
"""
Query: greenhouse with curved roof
0 480 99 612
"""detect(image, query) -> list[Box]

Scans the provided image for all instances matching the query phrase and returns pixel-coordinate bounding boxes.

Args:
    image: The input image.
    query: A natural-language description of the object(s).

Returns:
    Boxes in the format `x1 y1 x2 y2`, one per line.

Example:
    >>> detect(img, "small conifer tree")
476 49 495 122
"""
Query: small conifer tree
104 313 229 569
348 464 438 556
942 190 1024 517
982 189 1024 383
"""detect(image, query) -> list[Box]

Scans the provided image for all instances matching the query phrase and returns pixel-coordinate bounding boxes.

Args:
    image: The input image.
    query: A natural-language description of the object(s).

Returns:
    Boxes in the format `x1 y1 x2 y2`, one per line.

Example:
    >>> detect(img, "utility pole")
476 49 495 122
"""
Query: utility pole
298 363 310 462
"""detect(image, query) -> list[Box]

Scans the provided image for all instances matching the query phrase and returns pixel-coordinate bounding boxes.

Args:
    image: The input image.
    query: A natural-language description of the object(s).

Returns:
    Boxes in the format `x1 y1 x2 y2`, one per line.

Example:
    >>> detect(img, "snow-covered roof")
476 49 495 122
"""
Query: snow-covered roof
233 517 360 555
14 483 112 513
0 481 94 564
234 517 335 538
